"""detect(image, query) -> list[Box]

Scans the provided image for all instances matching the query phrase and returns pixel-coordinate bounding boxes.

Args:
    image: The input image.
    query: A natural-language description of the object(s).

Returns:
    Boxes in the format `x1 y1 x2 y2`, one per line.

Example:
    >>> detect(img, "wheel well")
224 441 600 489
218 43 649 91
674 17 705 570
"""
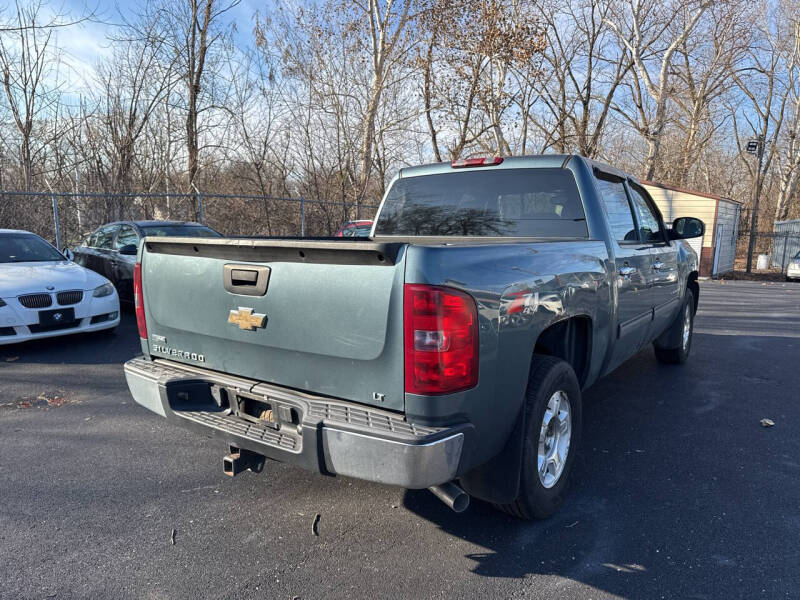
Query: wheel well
533 316 592 387
687 271 699 314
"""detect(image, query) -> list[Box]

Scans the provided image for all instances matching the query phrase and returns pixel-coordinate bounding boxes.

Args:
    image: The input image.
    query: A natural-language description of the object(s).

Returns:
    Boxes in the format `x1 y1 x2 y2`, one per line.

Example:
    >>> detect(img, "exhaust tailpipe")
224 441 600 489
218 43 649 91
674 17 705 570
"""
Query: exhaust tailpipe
429 482 470 513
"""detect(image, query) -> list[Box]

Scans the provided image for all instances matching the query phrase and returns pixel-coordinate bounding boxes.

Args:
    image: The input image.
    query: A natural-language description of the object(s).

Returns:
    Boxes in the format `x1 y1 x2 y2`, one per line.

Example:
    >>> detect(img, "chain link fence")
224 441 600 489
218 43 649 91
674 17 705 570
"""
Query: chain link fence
736 224 800 273
0 191 380 250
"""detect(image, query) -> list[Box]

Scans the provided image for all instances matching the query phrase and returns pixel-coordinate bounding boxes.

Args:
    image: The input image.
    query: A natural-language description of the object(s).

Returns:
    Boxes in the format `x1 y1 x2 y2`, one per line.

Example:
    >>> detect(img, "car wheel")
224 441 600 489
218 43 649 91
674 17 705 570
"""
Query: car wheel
654 289 695 365
494 355 582 520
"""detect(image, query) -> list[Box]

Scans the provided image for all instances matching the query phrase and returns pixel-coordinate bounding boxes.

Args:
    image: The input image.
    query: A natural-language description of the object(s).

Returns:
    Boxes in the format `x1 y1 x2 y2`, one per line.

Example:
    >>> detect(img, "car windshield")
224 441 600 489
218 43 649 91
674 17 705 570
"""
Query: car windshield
139 225 221 238
795 250 800 260
0 233 64 263
375 168 587 237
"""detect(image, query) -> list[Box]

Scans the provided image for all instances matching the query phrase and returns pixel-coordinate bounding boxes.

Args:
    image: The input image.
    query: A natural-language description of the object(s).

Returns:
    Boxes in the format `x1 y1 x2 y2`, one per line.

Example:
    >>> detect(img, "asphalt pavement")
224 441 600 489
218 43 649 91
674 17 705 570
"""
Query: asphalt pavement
1 280 799 599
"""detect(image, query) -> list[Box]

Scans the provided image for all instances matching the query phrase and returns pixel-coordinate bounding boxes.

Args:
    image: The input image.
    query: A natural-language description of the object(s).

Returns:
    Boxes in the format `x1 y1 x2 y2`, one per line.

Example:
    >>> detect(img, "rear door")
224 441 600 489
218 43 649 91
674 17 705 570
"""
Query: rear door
93 225 118 279
73 229 99 270
140 239 407 410
626 182 680 339
594 173 653 368
111 225 139 301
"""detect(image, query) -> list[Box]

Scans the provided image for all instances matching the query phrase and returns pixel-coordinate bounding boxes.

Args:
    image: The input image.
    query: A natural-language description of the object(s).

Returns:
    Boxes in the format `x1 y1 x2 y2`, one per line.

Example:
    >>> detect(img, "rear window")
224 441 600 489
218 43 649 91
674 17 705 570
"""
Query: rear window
375 168 587 237
140 225 221 238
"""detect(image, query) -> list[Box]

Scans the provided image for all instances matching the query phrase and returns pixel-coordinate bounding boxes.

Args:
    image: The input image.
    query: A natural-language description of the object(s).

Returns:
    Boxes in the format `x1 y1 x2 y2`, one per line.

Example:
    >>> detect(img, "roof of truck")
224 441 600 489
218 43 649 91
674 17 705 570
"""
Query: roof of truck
398 154 576 179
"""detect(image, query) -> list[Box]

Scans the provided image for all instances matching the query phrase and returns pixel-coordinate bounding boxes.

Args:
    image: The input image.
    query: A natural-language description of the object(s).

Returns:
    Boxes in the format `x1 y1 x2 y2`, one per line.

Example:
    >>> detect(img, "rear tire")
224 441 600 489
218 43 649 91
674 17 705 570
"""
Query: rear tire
654 289 694 365
494 355 582 520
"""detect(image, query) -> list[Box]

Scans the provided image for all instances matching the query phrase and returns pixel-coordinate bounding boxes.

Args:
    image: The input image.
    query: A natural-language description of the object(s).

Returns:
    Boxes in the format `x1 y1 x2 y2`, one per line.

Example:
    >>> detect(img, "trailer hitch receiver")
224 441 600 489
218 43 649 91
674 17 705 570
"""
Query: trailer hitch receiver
223 445 266 477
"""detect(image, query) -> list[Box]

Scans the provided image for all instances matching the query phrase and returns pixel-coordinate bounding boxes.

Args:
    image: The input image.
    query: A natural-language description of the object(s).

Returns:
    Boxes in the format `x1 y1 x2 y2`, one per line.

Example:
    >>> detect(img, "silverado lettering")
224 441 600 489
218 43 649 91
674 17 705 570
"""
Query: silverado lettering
151 344 205 363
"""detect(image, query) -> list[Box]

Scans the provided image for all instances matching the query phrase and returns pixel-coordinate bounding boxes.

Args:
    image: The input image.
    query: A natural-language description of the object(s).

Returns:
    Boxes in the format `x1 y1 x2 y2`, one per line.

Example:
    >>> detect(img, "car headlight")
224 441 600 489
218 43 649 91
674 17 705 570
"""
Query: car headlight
93 283 115 298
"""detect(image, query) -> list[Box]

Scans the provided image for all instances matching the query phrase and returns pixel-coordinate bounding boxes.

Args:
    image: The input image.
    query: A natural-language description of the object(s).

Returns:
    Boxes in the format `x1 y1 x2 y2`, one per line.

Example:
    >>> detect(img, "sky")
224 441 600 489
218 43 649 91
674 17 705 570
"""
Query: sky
54 0 262 96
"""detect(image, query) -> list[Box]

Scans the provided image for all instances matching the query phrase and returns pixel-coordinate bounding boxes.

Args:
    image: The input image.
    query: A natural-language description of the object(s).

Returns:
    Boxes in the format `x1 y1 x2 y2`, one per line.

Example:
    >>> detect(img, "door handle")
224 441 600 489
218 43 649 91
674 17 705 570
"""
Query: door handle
618 266 635 278
652 261 665 271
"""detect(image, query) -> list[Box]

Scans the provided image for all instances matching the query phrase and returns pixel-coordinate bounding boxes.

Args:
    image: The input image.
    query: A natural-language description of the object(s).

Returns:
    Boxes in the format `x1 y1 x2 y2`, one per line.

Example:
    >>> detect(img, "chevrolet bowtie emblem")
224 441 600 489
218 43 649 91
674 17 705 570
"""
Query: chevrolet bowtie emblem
228 307 267 331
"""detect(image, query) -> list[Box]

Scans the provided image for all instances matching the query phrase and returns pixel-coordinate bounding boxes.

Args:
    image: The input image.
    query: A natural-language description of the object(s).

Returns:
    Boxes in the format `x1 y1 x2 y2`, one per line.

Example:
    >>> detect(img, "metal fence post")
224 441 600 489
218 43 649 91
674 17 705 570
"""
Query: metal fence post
191 182 203 224
51 192 61 252
781 233 789 272
300 197 305 237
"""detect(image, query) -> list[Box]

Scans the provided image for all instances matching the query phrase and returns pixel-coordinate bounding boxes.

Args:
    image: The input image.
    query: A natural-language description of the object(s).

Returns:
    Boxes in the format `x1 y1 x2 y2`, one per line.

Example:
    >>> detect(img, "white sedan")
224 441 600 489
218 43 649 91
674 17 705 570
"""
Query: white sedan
0 229 120 345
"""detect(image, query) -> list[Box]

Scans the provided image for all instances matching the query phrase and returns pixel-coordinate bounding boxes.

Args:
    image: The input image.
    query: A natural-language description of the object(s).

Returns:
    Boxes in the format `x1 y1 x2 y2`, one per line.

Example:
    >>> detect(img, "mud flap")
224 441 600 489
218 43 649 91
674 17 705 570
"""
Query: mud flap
459 404 525 504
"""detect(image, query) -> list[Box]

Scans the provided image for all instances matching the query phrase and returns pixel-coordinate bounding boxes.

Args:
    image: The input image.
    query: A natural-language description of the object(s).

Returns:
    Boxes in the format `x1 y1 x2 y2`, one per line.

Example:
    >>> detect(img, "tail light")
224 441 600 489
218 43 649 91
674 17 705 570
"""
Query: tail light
134 262 147 339
404 284 478 395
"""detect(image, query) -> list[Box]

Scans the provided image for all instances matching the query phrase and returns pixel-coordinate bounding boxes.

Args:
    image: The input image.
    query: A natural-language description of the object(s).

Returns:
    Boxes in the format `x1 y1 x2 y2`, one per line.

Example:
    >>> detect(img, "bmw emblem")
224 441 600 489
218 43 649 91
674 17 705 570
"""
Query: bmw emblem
53 312 63 321
46 285 55 290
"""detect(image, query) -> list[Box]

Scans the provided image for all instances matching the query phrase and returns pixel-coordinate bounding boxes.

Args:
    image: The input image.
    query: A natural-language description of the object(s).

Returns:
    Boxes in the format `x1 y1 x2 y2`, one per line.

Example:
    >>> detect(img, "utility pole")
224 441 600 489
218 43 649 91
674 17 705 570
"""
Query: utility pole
745 137 765 273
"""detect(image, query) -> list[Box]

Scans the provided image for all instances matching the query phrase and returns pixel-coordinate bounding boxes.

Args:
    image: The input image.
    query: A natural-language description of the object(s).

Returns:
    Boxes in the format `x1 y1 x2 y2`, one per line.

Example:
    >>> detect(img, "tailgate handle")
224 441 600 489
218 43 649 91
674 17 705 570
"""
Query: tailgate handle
223 264 270 296
231 269 258 284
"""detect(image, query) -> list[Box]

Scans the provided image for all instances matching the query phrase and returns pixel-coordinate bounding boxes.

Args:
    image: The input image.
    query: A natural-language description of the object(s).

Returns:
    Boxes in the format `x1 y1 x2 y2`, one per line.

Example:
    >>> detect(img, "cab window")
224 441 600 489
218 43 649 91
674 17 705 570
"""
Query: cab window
594 176 638 242
627 184 665 243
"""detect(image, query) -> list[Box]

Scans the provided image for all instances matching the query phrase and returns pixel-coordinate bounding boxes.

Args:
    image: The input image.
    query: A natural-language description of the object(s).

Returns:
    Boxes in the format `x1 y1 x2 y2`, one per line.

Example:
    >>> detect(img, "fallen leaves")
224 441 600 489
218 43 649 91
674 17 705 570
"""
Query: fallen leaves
11 391 77 410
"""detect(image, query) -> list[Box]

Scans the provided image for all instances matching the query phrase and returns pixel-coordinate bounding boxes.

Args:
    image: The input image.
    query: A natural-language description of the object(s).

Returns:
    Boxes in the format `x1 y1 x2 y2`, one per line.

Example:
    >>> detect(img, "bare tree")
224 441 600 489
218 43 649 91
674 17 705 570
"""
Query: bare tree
531 0 632 157
667 3 749 186
729 2 791 231
775 16 800 222
343 0 421 211
419 0 545 160
157 0 238 205
0 1 61 189
94 11 175 197
605 0 712 180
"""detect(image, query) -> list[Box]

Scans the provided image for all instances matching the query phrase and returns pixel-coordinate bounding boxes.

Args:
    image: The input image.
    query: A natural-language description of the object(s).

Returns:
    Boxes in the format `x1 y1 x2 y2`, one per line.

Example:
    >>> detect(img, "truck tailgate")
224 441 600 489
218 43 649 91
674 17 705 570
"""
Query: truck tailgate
139 238 407 410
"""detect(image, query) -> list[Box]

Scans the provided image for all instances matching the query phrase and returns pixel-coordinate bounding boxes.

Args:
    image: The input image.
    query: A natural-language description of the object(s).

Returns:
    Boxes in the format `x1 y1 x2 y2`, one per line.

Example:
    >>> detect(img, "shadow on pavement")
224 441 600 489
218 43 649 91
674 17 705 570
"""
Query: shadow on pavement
403 321 800 597
0 310 140 365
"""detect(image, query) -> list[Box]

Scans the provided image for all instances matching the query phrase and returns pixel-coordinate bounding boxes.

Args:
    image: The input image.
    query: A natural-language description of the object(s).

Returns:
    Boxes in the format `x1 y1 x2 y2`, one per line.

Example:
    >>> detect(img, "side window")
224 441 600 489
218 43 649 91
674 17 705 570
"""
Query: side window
114 226 139 249
595 176 638 242
87 230 99 247
628 184 664 243
95 225 117 249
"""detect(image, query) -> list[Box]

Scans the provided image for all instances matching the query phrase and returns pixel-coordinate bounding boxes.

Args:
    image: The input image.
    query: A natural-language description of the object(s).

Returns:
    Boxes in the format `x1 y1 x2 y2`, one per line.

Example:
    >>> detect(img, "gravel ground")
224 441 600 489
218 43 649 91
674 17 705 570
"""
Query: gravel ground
1 280 798 599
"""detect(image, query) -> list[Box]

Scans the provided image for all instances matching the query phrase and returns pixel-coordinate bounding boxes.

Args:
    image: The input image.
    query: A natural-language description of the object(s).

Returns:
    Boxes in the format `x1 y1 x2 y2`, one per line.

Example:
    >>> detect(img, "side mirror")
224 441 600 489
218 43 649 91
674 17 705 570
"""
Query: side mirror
63 248 74 261
670 217 705 240
118 243 138 256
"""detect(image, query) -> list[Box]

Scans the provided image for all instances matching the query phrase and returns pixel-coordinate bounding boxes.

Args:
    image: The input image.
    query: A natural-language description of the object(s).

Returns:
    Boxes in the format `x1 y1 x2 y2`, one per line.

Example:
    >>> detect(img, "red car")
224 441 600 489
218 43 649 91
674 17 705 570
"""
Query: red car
334 220 373 237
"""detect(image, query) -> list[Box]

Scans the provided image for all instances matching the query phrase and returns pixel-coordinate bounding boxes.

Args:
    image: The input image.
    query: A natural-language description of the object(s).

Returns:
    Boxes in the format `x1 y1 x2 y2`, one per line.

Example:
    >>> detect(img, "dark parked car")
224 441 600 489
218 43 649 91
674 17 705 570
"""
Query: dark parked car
70 221 220 303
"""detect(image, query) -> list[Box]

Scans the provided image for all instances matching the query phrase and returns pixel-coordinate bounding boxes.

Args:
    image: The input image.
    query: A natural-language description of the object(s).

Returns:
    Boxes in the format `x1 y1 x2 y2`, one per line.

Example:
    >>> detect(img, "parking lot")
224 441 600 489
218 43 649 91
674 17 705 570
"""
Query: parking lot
1 280 798 599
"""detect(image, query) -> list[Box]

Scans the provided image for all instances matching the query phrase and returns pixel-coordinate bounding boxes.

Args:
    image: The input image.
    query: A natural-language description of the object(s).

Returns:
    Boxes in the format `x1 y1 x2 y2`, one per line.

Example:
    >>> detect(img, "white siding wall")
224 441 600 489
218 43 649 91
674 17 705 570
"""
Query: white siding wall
643 184 741 275
643 184 714 259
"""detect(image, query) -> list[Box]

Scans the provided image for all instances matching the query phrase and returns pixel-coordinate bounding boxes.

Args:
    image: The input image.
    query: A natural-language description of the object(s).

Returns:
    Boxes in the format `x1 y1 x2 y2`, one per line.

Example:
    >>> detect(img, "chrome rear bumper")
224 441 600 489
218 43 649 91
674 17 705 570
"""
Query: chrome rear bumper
123 357 468 489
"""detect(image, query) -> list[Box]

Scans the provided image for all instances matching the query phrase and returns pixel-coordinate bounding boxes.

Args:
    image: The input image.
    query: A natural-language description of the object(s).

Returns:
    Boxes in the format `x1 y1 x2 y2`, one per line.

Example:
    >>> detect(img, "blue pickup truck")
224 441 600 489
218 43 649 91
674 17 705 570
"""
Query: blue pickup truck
124 155 703 519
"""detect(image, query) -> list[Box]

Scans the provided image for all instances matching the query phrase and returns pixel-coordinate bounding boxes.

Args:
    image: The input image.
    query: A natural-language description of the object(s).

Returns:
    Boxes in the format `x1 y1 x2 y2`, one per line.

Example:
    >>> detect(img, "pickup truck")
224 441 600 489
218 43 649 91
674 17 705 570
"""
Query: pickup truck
124 155 704 519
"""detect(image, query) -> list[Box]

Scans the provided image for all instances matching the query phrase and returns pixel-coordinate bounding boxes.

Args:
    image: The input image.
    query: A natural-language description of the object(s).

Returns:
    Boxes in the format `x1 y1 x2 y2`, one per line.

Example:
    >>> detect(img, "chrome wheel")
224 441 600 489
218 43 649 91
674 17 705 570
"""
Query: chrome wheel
537 390 571 489
682 303 692 351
